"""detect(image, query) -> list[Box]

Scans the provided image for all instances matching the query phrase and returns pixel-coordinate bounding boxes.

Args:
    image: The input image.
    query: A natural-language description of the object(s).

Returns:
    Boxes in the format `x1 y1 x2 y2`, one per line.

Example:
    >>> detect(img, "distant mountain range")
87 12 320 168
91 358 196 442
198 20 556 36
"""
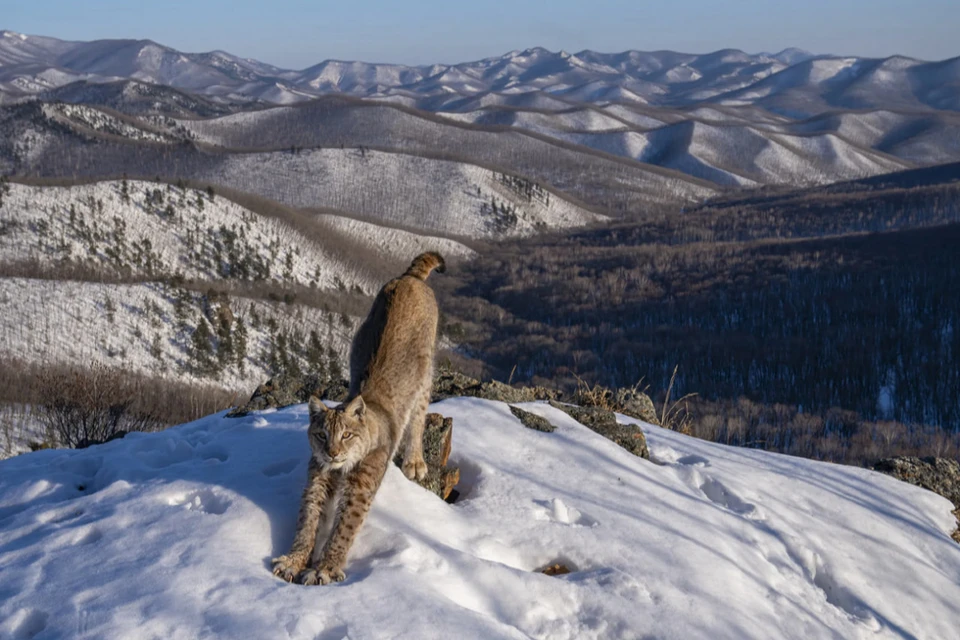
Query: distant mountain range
2 30 958 115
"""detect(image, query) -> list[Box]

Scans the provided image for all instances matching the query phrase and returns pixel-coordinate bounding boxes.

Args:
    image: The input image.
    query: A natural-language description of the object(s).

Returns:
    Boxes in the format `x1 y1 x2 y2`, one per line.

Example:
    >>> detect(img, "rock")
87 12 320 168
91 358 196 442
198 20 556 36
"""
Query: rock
548 401 649 459
540 563 572 577
423 413 454 467
396 412 459 501
615 389 659 425
432 367 560 404
873 456 960 542
227 374 348 417
432 368 483 401
509 406 555 433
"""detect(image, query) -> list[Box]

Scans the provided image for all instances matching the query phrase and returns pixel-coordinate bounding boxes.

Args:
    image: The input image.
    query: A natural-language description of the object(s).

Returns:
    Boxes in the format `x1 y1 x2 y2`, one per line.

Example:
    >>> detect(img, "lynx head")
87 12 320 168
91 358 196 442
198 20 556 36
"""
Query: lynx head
307 396 370 470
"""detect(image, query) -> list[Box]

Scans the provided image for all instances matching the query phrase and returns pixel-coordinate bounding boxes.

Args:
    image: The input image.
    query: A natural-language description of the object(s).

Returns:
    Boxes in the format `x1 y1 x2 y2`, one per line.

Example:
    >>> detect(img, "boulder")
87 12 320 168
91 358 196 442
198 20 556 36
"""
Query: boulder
227 374 348 417
548 401 649 459
509 406 555 433
400 412 459 500
873 456 960 542
873 457 960 505
432 366 560 403
615 389 659 425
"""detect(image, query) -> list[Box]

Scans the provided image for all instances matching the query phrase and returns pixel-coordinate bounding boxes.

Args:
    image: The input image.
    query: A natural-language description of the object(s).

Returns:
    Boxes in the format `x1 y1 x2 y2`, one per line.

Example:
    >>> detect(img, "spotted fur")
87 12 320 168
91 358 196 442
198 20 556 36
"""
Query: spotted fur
272 252 443 585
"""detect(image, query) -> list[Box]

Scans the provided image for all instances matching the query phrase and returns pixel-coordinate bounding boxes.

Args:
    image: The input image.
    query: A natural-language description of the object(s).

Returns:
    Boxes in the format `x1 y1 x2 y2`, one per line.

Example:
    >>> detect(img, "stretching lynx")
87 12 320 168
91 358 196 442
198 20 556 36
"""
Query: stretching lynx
272 252 444 585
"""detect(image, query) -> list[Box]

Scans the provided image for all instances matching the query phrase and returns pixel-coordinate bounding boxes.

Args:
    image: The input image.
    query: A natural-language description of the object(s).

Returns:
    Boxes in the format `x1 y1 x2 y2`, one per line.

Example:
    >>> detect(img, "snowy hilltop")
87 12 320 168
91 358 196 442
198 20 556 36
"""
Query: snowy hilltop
2 397 959 639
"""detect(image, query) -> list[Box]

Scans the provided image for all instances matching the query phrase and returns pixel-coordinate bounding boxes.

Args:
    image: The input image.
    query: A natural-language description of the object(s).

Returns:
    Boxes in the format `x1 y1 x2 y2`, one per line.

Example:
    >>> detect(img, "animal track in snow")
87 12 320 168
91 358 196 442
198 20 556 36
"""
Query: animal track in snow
699 479 759 518
774 536 880 628
39 508 84 524
647 447 709 467
134 438 195 469
5 608 48 639
262 458 300 477
534 498 599 527
448 458 483 503
198 446 229 462
563 567 651 602
74 526 103 546
167 489 230 515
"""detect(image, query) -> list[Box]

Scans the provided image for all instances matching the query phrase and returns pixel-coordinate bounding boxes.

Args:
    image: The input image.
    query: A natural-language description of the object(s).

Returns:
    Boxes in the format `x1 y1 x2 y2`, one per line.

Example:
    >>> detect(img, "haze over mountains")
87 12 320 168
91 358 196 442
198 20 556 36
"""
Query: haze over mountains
2 30 958 115
2 30 960 193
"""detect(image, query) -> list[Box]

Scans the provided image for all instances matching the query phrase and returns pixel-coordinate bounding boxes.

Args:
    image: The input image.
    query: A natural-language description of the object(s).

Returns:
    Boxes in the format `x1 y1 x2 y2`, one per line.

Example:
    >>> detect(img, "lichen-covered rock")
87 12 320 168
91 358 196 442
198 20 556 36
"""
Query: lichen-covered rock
873 457 960 504
432 368 483 401
548 401 649 459
432 367 560 404
615 389 659 425
423 413 454 468
227 374 348 417
396 413 459 500
873 456 960 542
509 406 555 433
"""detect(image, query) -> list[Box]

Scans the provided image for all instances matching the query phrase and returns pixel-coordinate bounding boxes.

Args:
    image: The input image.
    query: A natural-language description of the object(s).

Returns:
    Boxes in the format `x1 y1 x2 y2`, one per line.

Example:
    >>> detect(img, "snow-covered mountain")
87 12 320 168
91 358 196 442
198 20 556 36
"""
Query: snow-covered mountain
0 179 474 390
3 31 959 192
1 397 958 638
2 31 958 114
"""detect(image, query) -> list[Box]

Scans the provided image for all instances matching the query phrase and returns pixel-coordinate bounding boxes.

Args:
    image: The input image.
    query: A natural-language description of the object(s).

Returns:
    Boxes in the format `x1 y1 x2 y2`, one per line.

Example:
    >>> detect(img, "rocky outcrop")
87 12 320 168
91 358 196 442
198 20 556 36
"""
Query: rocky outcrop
432 368 560 403
509 406 555 433
615 390 659 425
548 401 649 459
873 456 960 542
228 368 653 463
409 413 459 501
226 374 348 417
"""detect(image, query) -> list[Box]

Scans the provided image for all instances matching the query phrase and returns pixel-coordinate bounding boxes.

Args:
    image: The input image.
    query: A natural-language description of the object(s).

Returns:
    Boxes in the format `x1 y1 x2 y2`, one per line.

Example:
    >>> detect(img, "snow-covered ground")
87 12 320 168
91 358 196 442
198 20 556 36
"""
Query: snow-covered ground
1 398 957 639
0 181 383 292
0 277 356 395
183 148 605 239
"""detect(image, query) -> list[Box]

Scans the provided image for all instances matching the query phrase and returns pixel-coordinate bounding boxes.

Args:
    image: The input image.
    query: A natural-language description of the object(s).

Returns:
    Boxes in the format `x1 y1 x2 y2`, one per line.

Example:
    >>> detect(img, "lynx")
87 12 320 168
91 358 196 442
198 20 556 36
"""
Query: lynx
272 252 445 585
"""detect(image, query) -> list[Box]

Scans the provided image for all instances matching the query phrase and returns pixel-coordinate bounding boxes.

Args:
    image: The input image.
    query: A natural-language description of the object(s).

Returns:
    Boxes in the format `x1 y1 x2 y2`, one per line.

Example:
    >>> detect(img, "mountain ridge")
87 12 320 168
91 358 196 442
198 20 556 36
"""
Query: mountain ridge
2 30 957 115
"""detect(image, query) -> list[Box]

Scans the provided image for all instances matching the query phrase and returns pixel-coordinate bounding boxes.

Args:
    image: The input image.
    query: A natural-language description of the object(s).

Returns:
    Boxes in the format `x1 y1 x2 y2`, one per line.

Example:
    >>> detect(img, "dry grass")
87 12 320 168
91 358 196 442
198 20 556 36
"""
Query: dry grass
658 366 696 434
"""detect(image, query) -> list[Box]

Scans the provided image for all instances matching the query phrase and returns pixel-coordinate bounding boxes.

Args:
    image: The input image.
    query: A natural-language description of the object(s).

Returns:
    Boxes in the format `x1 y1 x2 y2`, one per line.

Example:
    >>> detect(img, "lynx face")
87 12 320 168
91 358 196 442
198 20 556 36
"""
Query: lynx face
308 396 370 471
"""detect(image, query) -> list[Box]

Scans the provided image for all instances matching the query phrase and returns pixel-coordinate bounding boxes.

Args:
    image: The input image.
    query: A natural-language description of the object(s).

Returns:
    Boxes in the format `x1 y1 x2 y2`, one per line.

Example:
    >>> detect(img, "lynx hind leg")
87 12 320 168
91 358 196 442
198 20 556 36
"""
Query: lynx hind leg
272 463 338 582
401 384 430 481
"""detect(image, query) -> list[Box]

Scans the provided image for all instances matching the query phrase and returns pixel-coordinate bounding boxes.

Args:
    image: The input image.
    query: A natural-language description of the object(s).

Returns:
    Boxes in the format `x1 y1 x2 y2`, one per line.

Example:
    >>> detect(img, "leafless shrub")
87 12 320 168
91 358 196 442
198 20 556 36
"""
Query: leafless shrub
29 362 239 448
37 363 165 447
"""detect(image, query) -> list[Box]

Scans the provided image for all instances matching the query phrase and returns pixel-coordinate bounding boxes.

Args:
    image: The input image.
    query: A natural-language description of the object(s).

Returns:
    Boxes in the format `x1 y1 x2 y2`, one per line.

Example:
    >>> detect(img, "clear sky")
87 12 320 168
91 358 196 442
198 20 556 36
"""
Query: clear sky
6 0 958 68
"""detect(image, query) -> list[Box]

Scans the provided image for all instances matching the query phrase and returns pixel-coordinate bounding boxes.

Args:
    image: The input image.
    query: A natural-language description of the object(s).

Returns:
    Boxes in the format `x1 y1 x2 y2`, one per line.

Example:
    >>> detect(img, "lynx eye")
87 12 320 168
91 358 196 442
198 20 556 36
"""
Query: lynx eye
342 432 354 441
313 431 327 442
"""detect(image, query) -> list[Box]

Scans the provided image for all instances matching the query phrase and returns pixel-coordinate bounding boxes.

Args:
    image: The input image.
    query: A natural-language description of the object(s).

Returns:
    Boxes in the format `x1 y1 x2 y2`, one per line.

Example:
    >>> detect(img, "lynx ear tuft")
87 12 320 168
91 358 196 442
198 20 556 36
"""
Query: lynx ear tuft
345 395 366 418
308 396 328 416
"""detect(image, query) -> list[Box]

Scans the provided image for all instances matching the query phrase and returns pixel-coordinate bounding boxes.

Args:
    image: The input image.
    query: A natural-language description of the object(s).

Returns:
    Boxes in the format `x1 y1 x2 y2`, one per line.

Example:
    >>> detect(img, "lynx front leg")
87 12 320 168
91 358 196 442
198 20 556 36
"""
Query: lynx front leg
299 447 389 585
401 384 430 481
272 460 338 582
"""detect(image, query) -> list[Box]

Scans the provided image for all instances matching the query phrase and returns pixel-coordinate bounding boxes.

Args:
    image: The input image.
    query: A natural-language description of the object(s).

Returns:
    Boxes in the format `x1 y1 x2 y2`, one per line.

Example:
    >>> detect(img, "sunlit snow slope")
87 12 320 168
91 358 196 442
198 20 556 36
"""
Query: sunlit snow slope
1 398 958 639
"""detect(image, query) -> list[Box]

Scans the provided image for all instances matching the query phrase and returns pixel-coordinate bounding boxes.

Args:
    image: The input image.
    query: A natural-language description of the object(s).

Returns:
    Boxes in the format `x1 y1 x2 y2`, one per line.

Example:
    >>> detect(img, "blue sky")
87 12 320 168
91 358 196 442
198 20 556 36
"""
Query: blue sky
6 0 958 68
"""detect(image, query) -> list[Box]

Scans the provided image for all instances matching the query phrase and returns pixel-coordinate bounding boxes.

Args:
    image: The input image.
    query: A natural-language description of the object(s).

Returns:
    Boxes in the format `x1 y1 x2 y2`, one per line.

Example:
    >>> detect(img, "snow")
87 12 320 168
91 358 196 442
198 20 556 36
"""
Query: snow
0 277 355 399
0 181 378 292
1 397 958 639
174 148 603 239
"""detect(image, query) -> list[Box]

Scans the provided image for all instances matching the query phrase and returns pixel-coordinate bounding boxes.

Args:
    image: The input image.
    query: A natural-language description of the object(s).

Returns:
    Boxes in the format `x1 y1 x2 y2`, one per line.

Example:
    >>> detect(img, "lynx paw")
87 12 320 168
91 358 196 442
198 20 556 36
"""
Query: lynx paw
271 555 305 583
402 456 428 481
299 566 346 585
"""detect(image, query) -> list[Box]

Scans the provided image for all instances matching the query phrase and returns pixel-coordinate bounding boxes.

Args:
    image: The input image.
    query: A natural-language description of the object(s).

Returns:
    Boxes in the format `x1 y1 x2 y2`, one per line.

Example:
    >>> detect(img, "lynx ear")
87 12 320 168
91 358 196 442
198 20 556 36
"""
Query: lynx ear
344 395 366 418
308 396 329 416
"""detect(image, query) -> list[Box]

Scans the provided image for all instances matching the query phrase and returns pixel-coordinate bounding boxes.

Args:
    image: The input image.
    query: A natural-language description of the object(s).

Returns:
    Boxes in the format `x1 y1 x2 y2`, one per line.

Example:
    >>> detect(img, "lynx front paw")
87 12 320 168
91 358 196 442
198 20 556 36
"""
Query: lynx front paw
271 555 305 583
298 566 346 585
402 456 428 481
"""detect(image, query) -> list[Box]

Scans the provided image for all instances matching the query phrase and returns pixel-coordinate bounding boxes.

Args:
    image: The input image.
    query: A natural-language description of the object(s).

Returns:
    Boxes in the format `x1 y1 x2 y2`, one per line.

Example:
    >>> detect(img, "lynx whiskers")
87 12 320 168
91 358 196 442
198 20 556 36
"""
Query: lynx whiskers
272 252 445 585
